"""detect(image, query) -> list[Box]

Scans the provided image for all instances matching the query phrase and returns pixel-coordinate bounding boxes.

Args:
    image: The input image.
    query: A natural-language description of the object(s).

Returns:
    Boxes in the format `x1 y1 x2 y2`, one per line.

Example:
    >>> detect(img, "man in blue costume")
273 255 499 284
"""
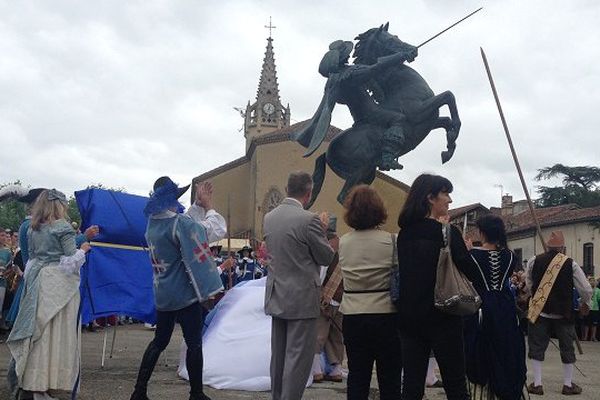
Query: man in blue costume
130 177 227 400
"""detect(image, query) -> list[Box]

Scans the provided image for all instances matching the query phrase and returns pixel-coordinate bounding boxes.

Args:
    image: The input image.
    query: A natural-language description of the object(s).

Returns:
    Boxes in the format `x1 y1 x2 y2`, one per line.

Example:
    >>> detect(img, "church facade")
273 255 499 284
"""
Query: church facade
193 35 410 242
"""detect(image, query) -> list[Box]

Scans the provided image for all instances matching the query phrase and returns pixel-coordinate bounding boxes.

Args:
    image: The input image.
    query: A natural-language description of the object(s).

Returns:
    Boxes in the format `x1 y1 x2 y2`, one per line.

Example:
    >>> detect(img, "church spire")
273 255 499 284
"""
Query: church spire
244 17 290 149
255 36 280 103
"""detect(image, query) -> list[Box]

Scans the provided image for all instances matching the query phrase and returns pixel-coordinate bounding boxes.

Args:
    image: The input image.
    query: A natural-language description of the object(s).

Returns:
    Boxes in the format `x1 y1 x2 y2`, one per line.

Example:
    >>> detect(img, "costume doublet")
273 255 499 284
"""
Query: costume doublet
147 210 224 310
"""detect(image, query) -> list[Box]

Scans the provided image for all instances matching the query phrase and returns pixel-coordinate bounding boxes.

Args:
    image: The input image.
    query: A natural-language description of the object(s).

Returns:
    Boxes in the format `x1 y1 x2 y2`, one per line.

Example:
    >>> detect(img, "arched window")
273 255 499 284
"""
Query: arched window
583 242 594 269
263 187 284 214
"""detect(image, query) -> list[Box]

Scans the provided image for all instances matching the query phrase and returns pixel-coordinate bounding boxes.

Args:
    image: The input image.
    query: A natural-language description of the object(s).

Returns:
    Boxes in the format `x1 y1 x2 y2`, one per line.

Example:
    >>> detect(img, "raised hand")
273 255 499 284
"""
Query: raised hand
195 181 214 210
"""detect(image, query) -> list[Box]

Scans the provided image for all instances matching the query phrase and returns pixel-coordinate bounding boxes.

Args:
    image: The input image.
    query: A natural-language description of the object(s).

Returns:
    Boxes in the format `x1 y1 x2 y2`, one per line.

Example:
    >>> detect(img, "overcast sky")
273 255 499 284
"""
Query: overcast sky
1 0 598 209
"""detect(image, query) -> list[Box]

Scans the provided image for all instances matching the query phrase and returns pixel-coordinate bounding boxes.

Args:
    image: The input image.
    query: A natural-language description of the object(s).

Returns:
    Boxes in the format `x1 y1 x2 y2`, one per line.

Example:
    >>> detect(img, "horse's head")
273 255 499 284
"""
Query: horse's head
354 23 412 65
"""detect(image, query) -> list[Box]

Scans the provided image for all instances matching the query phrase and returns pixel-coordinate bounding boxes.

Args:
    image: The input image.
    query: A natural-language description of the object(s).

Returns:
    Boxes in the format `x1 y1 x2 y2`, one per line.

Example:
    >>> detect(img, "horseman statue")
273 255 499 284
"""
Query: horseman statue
295 23 462 207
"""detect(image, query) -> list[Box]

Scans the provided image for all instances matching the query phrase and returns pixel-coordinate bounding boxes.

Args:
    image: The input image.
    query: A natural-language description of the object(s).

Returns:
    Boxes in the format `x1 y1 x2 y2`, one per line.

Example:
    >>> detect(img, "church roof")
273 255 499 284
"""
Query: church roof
194 120 411 192
449 203 490 219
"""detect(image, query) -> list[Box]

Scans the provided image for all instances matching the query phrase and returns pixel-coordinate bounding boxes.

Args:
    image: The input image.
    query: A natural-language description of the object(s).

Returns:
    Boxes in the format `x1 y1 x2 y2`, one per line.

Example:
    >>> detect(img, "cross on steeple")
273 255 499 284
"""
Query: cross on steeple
264 16 276 39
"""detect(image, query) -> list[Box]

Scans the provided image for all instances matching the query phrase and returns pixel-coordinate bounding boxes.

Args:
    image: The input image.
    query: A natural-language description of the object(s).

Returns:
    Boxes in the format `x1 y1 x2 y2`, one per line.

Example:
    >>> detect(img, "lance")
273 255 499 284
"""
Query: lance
480 47 547 253
417 7 483 49
227 194 233 290
481 48 585 357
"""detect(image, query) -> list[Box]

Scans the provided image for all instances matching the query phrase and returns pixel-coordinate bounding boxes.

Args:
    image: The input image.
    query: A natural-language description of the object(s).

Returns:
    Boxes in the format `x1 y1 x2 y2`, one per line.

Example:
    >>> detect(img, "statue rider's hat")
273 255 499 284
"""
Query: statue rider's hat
318 40 353 77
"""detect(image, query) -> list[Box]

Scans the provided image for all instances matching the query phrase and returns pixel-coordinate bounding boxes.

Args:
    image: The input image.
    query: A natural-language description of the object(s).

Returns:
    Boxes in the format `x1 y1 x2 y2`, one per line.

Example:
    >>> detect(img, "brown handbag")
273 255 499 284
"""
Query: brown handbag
434 224 481 316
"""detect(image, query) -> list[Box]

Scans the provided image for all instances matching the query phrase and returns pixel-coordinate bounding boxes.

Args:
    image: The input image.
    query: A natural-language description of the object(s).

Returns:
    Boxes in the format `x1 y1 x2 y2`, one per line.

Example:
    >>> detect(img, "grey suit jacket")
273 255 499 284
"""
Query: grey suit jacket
263 198 335 319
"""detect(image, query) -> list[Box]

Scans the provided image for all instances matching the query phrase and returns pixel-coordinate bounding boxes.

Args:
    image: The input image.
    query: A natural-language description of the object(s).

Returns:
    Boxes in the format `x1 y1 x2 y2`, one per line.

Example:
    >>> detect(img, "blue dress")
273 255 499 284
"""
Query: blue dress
464 248 527 400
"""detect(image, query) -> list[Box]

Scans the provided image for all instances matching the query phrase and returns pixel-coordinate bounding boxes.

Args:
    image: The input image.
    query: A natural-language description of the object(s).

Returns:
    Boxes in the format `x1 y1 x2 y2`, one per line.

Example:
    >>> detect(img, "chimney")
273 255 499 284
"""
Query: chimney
501 194 514 216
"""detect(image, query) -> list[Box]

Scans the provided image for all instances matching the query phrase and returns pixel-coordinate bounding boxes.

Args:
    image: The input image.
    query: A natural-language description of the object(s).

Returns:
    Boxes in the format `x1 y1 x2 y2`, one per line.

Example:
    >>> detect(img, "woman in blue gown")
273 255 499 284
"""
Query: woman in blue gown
464 215 527 400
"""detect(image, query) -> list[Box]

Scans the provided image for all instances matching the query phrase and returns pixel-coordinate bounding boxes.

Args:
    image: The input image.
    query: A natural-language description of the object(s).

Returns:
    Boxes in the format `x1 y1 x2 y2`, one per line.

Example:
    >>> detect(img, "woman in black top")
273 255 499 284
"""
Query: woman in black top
396 174 478 400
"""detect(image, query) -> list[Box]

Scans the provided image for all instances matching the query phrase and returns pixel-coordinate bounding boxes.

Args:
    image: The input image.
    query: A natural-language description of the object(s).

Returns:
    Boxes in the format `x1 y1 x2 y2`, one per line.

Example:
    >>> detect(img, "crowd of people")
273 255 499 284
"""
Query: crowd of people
0 171 598 400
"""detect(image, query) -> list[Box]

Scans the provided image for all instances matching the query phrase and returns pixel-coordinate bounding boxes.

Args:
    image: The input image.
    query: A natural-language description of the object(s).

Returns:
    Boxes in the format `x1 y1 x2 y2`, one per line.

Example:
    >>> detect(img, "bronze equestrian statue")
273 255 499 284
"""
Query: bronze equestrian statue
295 23 462 207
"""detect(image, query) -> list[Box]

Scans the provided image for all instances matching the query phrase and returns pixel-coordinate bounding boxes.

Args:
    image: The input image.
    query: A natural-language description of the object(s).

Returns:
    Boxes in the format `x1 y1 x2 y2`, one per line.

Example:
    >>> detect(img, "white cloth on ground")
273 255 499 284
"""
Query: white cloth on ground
177 278 312 391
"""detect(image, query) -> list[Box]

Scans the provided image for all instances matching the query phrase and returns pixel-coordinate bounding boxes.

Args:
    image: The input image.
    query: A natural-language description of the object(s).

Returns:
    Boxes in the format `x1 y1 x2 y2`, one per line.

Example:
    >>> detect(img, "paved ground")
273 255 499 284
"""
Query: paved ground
1 324 599 399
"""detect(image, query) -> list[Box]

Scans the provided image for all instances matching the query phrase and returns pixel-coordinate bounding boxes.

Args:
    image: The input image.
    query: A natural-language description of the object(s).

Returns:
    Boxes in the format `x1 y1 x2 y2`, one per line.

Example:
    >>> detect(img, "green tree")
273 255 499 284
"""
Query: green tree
535 164 600 207
1 182 127 231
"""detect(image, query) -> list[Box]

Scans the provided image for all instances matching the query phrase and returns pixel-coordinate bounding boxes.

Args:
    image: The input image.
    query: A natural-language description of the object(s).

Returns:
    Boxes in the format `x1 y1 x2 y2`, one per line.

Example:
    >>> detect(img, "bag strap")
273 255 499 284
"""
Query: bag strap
442 223 451 248
527 253 569 323
391 233 398 267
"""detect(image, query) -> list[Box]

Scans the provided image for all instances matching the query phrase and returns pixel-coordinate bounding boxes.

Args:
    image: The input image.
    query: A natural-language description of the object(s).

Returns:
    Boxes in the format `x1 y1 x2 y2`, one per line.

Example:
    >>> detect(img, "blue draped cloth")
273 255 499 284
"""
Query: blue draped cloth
75 189 156 324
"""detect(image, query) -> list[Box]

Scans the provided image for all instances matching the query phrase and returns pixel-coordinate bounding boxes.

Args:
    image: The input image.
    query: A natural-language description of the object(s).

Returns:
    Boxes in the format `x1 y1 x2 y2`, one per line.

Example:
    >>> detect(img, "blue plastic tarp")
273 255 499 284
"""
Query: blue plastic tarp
75 188 156 324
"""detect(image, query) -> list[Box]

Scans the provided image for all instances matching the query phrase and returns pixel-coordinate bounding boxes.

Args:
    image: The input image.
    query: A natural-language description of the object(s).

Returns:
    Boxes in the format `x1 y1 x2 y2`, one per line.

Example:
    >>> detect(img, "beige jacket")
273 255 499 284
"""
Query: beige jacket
339 229 397 315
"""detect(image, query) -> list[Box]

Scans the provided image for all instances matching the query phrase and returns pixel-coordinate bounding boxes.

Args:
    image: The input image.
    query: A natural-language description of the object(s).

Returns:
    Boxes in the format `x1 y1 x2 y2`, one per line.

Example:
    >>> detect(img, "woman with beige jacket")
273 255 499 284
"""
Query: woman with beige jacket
339 185 401 400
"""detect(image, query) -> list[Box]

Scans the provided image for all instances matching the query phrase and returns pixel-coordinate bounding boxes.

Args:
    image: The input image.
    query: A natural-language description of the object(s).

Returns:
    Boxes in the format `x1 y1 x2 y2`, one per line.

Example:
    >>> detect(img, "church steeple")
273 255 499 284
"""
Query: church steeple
244 18 290 150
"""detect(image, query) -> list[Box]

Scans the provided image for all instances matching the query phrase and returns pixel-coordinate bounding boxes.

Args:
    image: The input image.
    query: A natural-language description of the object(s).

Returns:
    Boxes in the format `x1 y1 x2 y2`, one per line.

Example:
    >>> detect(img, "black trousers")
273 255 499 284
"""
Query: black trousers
399 314 469 400
342 313 402 400
154 302 204 350
133 301 206 399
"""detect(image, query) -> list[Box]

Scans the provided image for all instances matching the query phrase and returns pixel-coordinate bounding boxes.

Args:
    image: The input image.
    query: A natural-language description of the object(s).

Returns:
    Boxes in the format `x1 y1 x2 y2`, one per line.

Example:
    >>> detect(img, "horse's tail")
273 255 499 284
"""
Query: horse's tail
306 153 327 210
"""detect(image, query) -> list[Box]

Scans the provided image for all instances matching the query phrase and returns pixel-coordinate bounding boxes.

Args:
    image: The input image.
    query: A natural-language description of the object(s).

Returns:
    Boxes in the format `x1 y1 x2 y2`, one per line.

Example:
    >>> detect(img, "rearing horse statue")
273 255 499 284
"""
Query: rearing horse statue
295 23 461 207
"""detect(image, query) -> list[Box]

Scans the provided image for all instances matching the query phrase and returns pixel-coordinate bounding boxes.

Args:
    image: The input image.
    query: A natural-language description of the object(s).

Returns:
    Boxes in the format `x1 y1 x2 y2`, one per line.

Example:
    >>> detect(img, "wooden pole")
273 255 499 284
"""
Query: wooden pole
481 48 583 356
227 194 233 290
480 47 547 252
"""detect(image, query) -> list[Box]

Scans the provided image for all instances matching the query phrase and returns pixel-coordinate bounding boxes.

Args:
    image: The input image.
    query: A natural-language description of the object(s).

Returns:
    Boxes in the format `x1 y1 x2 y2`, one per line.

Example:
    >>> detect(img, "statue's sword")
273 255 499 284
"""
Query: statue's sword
417 7 483 48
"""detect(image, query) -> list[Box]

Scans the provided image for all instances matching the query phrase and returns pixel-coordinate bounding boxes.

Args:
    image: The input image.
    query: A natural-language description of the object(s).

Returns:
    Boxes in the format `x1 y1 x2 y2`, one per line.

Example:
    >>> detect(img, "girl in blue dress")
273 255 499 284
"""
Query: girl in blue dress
464 215 527 400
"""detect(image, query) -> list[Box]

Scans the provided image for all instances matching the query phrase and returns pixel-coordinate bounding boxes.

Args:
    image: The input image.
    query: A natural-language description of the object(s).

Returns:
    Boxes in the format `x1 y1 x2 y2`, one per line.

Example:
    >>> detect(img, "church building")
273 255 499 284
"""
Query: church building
193 33 410 243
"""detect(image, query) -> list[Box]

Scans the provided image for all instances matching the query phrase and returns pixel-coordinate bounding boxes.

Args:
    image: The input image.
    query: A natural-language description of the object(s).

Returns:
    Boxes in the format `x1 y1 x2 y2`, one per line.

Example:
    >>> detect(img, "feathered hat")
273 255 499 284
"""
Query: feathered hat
0 185 46 204
143 176 190 216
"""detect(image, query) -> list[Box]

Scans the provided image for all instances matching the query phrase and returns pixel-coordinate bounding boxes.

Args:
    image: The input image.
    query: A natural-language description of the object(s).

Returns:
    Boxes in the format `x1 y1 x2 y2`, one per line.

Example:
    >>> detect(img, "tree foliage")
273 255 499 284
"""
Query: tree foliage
535 164 600 208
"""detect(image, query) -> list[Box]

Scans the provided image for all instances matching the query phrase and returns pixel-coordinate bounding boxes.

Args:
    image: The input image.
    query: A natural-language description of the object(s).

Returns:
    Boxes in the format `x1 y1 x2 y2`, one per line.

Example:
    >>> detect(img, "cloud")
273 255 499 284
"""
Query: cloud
0 0 598 211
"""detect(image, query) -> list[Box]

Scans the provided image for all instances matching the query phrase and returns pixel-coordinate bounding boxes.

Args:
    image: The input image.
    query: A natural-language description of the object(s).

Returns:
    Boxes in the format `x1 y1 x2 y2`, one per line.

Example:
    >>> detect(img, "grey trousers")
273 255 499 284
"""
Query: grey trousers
271 317 317 400
528 316 576 364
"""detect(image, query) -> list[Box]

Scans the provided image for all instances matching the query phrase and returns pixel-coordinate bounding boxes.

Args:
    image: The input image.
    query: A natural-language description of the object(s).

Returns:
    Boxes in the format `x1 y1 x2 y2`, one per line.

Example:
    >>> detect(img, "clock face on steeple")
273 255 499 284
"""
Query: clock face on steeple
263 102 275 115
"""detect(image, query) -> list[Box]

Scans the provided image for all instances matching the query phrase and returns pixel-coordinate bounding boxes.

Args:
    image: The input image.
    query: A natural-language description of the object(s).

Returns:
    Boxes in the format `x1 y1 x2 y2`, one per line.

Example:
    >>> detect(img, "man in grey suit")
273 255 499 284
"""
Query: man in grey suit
263 171 336 400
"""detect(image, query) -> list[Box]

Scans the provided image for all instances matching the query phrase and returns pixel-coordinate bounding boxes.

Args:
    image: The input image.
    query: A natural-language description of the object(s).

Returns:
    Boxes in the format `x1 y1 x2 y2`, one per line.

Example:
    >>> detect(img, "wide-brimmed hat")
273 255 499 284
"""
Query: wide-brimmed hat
318 40 354 77
237 245 253 255
143 176 190 216
547 231 565 248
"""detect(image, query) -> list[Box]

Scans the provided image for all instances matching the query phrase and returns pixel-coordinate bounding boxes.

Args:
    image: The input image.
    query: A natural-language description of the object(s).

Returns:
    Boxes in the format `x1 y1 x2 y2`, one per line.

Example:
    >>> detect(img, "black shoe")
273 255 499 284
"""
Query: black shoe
130 394 151 400
130 342 162 400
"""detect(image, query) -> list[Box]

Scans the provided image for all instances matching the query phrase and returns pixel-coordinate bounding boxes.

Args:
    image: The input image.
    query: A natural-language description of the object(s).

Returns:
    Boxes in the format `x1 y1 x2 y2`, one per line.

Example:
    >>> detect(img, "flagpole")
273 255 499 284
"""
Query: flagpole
480 47 547 252
227 194 233 290
480 47 583 357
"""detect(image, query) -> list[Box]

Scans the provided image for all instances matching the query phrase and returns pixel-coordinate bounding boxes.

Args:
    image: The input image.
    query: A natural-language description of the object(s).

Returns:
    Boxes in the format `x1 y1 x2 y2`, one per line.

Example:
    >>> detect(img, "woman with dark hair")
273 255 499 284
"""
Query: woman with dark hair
338 185 401 400
396 173 478 400
464 214 527 399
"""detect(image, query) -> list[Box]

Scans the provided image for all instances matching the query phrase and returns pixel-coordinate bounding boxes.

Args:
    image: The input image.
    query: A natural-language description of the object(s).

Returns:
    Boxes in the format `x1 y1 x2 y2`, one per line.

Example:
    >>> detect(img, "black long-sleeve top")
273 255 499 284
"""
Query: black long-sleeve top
396 218 479 322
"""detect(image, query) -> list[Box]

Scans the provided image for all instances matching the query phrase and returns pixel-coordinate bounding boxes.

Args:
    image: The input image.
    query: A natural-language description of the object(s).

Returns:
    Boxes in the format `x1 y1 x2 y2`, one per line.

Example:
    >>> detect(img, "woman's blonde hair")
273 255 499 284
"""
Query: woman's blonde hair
30 190 68 230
